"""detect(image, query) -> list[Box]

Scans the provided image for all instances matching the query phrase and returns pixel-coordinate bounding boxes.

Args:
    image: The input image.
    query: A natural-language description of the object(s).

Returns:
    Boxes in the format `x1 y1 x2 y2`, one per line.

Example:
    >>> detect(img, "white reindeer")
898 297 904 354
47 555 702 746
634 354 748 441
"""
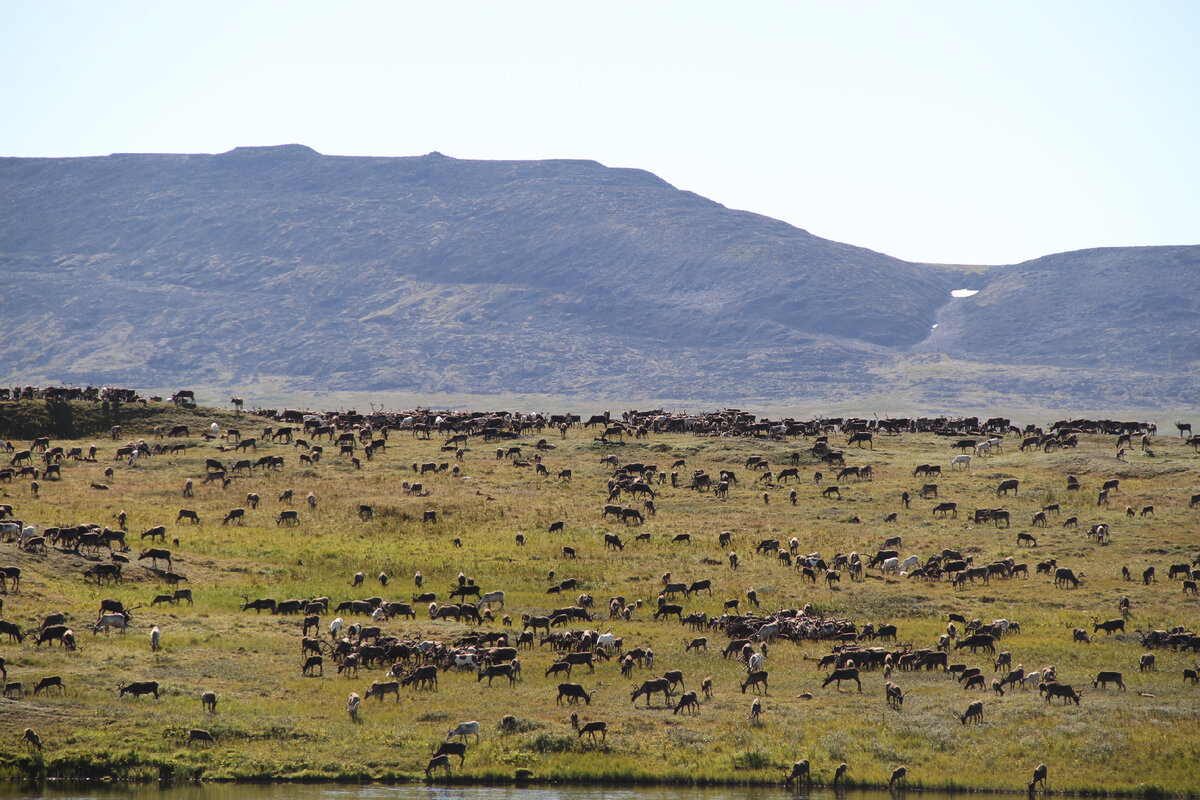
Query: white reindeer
447 720 480 742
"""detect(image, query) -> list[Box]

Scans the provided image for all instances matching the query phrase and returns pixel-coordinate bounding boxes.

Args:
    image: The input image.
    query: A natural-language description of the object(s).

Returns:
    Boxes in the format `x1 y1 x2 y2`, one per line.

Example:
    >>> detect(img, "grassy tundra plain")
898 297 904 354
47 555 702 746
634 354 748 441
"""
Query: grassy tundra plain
0 401 1198 793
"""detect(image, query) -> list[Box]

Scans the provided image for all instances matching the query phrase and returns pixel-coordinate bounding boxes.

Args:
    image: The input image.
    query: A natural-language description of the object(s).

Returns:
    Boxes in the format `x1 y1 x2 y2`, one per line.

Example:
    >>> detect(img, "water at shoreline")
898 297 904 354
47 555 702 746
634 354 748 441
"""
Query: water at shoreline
0 783 957 800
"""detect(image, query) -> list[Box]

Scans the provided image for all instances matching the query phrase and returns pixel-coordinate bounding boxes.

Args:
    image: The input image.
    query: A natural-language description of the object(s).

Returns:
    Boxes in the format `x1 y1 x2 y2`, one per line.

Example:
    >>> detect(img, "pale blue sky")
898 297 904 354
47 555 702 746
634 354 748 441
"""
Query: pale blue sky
4 1 1197 265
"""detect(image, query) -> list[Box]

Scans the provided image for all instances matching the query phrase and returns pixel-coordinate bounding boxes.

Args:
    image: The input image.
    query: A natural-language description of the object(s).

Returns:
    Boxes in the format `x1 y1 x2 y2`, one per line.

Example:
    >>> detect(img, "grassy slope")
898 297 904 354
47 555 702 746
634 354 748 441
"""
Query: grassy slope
0 401 1198 793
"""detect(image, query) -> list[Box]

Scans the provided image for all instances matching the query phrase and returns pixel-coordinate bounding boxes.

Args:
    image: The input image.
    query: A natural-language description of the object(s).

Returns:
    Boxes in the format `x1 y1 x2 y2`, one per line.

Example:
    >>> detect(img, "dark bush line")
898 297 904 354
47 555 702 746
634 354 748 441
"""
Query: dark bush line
0 399 236 440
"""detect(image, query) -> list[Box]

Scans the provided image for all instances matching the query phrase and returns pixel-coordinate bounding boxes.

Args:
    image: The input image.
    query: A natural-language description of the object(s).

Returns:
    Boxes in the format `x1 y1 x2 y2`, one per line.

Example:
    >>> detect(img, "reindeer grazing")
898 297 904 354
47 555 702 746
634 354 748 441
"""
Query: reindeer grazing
556 684 593 705
33 676 64 696
187 729 215 746
1030 763 1048 793
631 678 672 707
432 740 467 766
741 669 769 694
447 720 481 742
571 713 608 741
138 548 172 570
822 667 861 691
425 755 451 778
118 681 160 699
1040 682 1082 705
785 759 811 787
673 690 700 715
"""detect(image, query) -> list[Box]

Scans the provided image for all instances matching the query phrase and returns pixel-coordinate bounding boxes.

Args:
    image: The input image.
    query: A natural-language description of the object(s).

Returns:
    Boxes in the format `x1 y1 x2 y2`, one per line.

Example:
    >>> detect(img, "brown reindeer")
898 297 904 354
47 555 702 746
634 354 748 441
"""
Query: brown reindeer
822 667 861 691
785 759 811 787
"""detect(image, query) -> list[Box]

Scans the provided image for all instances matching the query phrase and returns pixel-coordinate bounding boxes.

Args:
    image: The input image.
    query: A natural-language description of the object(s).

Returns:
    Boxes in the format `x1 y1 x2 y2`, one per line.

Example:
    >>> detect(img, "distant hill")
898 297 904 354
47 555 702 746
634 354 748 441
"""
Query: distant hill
1 145 1197 411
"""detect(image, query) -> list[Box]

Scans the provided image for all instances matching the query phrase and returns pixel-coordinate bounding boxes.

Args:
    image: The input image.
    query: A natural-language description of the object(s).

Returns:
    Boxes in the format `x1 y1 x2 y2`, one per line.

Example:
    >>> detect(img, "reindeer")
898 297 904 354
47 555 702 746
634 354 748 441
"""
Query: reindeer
822 667 861 691
138 548 172 570
631 678 672 706
21 728 42 751
425 755 452 778
1030 763 1048 793
784 759 811 787
556 683 593 705
571 714 608 741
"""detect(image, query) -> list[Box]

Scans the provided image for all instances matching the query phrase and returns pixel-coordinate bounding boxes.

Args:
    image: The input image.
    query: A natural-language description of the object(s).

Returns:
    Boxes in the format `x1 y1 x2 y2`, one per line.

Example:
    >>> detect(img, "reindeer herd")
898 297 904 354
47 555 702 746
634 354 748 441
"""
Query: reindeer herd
1 403 1198 790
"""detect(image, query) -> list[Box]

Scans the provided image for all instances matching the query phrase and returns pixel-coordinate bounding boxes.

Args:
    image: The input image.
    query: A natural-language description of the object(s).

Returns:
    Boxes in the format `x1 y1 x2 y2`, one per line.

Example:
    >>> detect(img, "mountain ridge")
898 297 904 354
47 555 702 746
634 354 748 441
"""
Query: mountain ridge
1 145 1197 409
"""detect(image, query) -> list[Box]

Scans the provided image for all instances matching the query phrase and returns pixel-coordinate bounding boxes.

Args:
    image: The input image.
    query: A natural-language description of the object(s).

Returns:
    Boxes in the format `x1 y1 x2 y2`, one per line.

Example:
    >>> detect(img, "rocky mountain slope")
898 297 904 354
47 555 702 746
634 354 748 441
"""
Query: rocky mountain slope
1 145 1196 410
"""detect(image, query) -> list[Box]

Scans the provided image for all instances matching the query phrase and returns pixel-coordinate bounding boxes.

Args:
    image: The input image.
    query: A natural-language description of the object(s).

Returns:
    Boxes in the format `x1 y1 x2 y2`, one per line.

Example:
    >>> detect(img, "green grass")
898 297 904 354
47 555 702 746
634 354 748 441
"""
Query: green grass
0 400 1199 794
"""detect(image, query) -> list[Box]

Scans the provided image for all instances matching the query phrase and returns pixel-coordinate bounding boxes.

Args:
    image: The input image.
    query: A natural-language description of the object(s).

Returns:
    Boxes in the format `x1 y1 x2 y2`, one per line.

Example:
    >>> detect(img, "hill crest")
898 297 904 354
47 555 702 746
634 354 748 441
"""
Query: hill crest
1 146 1197 411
